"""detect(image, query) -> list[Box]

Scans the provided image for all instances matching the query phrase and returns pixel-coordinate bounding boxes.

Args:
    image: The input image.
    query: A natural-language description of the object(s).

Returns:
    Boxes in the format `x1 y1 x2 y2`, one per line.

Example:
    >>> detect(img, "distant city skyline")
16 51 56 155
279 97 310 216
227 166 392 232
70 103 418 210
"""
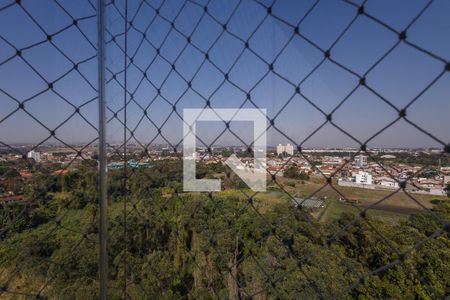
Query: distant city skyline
0 142 446 152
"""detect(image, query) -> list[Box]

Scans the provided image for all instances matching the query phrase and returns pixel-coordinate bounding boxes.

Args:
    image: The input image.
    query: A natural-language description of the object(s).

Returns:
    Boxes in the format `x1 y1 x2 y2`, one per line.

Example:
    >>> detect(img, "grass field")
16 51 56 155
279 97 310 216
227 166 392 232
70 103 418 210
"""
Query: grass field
267 176 448 223
183 173 449 224
275 177 447 209
317 199 410 223
211 186 416 223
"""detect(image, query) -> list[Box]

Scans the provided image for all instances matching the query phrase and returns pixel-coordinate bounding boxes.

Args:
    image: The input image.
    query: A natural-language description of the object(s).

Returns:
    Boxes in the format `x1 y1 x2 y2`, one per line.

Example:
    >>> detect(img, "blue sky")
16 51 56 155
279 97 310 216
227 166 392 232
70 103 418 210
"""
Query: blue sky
0 0 449 149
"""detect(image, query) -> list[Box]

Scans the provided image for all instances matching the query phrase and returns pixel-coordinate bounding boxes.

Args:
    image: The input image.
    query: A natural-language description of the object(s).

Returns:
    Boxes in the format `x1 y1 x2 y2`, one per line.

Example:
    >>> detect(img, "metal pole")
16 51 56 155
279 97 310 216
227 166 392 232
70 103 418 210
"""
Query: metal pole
97 0 108 299
122 0 128 297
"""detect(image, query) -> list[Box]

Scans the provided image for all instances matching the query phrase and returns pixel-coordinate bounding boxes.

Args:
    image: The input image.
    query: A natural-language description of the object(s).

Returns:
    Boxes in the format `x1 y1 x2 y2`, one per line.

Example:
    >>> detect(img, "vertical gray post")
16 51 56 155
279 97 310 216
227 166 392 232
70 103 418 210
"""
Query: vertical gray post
97 0 108 299
122 0 128 297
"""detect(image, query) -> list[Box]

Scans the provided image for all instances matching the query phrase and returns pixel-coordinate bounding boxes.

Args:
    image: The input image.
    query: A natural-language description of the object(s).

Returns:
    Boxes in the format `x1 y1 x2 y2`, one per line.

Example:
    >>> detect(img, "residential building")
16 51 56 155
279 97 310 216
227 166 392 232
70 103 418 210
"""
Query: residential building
355 171 372 185
27 150 41 162
285 144 294 155
377 176 399 188
276 144 285 156
354 155 367 167
277 144 294 156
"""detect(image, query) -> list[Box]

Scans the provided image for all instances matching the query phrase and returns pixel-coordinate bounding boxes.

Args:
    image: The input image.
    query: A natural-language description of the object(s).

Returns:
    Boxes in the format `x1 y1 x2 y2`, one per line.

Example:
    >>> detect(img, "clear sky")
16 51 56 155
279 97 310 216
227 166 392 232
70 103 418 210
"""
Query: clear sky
0 0 449 149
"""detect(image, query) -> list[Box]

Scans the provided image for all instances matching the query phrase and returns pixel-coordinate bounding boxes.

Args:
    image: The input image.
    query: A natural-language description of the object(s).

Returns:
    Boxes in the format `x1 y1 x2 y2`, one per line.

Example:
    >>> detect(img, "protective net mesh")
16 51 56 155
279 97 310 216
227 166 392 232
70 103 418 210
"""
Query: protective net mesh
1 0 450 298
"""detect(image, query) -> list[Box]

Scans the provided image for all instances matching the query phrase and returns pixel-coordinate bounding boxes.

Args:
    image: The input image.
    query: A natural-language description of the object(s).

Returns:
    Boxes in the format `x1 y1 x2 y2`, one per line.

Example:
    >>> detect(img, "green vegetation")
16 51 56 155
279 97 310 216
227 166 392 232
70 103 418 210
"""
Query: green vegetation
283 164 310 181
0 161 449 299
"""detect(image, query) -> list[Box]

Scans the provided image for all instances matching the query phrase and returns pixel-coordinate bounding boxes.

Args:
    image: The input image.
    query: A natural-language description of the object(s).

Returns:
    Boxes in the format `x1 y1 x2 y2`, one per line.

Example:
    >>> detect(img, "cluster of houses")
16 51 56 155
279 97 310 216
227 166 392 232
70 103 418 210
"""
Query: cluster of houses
0 149 93 165
264 153 448 196
2 145 449 199
334 155 448 196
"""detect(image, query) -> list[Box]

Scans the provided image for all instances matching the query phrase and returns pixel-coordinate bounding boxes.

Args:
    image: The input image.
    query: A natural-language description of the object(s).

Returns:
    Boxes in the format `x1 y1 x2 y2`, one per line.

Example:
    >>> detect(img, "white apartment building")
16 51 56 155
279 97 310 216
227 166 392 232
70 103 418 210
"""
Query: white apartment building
355 171 372 185
276 144 294 156
285 144 294 155
27 150 41 162
354 155 367 167
276 144 285 156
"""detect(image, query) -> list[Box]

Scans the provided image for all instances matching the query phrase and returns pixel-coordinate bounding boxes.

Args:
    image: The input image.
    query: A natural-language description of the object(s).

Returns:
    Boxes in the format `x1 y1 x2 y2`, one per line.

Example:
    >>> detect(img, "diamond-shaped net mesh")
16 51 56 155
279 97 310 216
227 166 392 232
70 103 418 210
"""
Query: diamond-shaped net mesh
0 0 100 298
1 0 450 298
